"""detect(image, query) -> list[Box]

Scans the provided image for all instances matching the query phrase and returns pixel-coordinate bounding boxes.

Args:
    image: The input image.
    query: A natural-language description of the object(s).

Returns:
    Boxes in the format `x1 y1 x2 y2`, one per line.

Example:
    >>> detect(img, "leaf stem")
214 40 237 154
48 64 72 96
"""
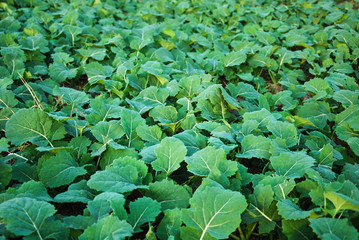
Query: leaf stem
238 226 246 240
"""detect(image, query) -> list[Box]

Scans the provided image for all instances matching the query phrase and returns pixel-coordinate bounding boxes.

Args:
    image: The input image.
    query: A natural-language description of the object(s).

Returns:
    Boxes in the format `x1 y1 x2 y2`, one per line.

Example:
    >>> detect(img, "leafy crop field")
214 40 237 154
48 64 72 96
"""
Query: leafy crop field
0 0 359 239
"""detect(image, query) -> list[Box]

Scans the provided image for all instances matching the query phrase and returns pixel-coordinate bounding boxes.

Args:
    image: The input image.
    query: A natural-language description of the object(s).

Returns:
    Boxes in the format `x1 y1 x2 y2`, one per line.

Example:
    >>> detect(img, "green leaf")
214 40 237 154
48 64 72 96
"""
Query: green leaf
157 209 182 240
304 78 330 96
0 197 56 237
226 82 259 100
0 160 11 188
54 180 93 203
87 192 127 221
221 51 247 67
141 61 163 76
237 134 271 159
79 47 107 61
277 199 312 220
150 105 178 125
39 150 87 188
310 218 358 240
87 165 148 193
49 62 77 82
0 89 18 108
15 180 51 202
324 191 359 214
282 219 314 240
84 62 107 85
5 108 66 147
152 137 187 176
335 104 359 126
186 146 237 177
145 179 191 210
267 121 298 147
136 125 164 144
79 215 132 240
270 152 315 179
256 31 276 45
247 184 276 234
347 137 359 156
63 215 95 230
243 108 276 128
297 101 331 129
120 108 146 148
333 90 359 108
90 120 125 156
182 186 247 239
53 86 89 105
128 197 161 233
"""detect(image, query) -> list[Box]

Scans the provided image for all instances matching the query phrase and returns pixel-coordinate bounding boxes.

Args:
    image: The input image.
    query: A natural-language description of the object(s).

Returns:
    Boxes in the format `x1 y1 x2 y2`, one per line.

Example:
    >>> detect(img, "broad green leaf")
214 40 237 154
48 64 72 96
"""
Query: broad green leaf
347 137 359 156
87 192 127 221
87 165 148 193
342 163 359 186
15 180 51 202
79 215 132 240
138 86 169 104
226 82 259 100
79 47 107 61
277 199 312 220
256 31 276 45
182 186 247 239
84 62 107 84
63 215 95 230
152 137 187 176
180 226 217 240
0 160 11 188
243 108 276 128
186 146 237 177
178 75 202 98
333 90 359 108
237 134 271 159
0 197 55 237
128 197 161 233
310 218 358 240
324 191 359 215
221 51 246 67
297 102 331 129
53 86 89 105
19 35 49 53
120 108 146 148
90 120 125 156
0 89 18 108
87 96 123 123
335 104 359 126
259 176 295 200
282 219 315 240
25 220 69 240
5 108 66 147
267 121 298 147
145 179 191 210
150 105 178 124
247 184 277 234
112 156 148 179
54 180 93 203
141 61 163 76
304 78 330 96
157 209 182 240
270 152 315 179
136 125 164 144
39 150 87 188
49 62 77 82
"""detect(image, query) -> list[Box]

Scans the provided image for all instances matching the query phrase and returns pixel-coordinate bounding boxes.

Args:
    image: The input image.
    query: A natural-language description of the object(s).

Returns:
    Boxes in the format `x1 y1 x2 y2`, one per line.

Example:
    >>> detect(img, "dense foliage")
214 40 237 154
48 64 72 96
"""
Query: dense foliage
0 0 359 239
